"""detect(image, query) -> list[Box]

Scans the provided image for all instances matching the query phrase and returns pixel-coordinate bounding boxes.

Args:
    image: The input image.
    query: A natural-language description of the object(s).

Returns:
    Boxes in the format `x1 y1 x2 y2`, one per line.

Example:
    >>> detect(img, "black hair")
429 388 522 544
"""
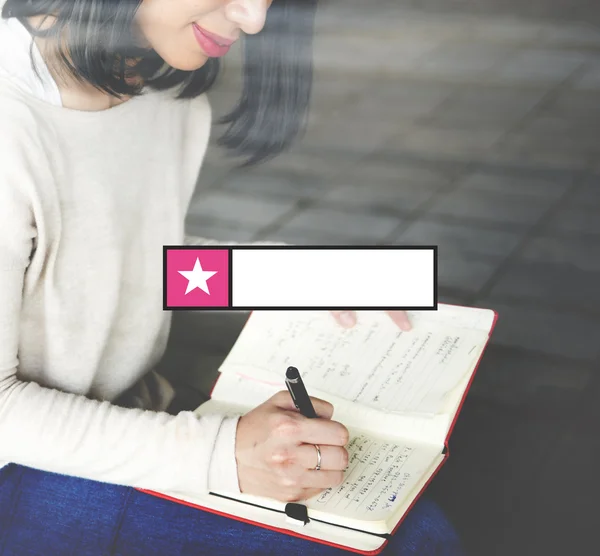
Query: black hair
1 0 318 165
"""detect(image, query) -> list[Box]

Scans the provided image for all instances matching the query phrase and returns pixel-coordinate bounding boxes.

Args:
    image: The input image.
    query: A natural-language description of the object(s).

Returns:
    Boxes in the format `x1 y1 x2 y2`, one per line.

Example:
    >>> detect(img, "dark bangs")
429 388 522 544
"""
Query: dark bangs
1 0 318 165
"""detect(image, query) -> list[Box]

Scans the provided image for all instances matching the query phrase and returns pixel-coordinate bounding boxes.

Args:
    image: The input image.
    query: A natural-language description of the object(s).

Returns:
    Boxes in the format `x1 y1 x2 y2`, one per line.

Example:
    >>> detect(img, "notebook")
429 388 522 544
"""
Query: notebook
139 305 497 554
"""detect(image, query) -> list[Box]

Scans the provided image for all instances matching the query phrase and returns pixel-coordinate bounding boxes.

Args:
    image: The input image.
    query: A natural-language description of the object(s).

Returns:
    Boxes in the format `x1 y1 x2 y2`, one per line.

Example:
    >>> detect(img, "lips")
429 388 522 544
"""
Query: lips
192 24 236 58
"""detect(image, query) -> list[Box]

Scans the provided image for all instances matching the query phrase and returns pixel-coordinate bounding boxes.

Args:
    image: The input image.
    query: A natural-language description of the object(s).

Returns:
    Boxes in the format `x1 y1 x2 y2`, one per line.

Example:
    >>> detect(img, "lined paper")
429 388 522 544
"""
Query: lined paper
306 433 438 522
220 311 489 415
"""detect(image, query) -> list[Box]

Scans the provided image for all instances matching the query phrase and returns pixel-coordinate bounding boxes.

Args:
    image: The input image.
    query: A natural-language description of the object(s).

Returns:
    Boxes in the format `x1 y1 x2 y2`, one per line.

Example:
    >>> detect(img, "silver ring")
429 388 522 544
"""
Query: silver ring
313 444 322 471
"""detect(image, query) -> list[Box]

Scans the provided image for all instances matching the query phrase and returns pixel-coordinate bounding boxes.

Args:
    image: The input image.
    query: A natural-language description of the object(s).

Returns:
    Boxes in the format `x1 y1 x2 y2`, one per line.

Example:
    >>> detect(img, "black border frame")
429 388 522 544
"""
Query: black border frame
163 245 438 311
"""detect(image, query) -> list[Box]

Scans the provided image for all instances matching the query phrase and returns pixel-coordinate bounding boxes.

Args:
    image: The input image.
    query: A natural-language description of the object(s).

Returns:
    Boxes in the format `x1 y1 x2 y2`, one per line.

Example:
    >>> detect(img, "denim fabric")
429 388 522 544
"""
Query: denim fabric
0 464 464 555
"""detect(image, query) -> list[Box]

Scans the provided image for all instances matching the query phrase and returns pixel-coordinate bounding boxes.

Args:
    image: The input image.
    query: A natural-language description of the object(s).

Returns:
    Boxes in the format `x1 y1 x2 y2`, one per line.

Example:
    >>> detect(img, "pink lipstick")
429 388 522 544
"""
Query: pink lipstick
192 25 236 58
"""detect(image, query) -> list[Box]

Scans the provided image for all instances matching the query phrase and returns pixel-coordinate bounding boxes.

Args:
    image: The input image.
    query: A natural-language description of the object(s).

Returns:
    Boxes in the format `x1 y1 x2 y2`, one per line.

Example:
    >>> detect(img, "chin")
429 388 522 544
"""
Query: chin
158 50 210 72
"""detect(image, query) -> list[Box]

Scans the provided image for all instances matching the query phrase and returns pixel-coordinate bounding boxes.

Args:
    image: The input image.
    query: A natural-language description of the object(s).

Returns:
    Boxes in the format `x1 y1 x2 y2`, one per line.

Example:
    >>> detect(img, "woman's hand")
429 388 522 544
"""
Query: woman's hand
235 391 349 502
330 311 412 331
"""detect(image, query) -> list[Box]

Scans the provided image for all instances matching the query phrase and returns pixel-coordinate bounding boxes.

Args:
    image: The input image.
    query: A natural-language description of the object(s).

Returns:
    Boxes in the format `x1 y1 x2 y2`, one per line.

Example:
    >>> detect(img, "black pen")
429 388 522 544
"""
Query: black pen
285 366 317 419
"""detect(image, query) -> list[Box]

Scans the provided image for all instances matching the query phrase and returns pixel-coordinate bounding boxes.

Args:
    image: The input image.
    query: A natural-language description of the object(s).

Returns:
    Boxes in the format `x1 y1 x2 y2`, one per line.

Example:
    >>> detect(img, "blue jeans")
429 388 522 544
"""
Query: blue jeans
0 464 463 555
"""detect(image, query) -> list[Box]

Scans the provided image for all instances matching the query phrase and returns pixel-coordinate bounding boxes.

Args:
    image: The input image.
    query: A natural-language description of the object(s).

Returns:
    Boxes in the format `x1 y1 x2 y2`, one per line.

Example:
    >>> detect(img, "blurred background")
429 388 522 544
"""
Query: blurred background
173 1 600 554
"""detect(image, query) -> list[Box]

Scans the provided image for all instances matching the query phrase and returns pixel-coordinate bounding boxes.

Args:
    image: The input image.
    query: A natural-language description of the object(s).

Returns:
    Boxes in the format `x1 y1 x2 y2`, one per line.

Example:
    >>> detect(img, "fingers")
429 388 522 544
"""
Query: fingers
270 390 334 420
294 443 348 471
386 310 412 331
330 311 356 328
264 401 348 448
297 417 349 447
332 310 413 331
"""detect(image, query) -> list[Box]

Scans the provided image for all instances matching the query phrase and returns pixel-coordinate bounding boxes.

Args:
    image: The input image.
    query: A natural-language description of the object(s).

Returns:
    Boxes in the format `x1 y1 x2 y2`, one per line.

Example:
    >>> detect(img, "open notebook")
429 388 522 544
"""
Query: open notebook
139 305 497 554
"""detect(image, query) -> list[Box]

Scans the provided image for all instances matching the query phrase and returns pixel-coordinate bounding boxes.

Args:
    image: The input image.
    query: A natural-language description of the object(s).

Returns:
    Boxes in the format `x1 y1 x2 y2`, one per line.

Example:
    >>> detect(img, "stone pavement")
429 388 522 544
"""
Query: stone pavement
182 6 600 556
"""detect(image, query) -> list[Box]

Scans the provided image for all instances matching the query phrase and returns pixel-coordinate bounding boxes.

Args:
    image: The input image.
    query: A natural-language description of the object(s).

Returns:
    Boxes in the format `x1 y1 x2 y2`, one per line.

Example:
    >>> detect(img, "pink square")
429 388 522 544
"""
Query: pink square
164 248 230 309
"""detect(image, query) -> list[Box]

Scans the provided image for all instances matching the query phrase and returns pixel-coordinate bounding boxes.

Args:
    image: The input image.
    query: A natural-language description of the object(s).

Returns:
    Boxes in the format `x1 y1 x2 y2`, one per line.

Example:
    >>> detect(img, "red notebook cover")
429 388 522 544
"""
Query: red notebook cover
138 307 498 555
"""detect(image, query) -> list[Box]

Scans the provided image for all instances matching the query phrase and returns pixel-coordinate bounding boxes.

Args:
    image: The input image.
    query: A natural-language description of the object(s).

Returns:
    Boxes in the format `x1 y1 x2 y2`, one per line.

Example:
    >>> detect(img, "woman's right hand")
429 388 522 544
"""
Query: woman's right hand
235 391 349 502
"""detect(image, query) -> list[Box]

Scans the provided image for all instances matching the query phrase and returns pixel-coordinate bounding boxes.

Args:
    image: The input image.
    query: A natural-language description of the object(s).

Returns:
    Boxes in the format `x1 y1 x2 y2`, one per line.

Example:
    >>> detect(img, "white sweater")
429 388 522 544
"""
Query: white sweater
0 10 241 496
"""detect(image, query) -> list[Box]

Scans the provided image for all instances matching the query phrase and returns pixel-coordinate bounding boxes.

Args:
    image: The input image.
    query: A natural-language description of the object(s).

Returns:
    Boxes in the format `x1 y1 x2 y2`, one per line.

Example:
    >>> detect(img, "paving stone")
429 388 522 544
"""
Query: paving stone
391 126 505 157
184 219 257 243
302 118 402 155
306 100 344 128
518 117 600 146
432 404 557 556
503 431 600 556
317 8 469 39
466 20 544 43
567 174 600 208
500 132 600 157
458 168 573 199
545 207 600 236
220 170 332 200
261 228 379 246
338 81 455 124
435 254 501 292
201 141 248 173
341 155 458 186
311 71 370 99
261 149 357 178
277 207 401 240
489 141 594 169
313 35 439 73
315 7 422 34
195 160 231 191
542 90 600 121
407 0 597 21
539 23 600 48
520 235 600 273
426 88 547 129
319 182 440 215
473 160 578 183
495 130 599 166
188 191 297 228
468 344 593 408
489 260 600 312
415 42 514 77
396 220 523 259
478 301 600 361
482 146 592 170
170 310 250 352
420 115 514 134
170 9 600 556
395 222 508 293
573 61 600 90
426 189 554 228
491 48 589 84
437 292 470 306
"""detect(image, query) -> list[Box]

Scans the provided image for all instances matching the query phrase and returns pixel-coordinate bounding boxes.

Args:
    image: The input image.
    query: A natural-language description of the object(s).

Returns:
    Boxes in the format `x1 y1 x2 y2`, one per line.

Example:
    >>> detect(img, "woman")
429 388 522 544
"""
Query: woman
0 0 462 553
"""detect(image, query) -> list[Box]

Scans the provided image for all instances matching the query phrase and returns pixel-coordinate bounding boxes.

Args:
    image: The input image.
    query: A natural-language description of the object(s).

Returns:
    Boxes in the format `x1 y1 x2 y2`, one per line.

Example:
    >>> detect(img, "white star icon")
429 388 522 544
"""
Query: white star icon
178 258 218 295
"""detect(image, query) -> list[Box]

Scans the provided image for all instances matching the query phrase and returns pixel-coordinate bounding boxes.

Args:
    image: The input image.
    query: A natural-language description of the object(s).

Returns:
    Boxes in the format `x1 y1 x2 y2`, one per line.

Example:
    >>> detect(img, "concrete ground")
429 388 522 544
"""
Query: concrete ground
178 3 600 555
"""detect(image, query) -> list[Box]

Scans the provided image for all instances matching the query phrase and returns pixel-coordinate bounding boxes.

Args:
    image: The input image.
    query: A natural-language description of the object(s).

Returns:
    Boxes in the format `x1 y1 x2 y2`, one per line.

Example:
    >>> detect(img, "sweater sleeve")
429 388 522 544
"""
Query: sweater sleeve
0 114 241 497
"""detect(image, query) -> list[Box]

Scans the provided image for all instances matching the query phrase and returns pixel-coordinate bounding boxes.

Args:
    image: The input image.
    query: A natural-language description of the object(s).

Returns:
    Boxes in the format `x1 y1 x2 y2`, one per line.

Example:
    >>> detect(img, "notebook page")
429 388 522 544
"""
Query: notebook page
305 432 439 524
194 404 441 533
406 305 495 332
154 490 386 552
219 310 489 416
206 371 450 445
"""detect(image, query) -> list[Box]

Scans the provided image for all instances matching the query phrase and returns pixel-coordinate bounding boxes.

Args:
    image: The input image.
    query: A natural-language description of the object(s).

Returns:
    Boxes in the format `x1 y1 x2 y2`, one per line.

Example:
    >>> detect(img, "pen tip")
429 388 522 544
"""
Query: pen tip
286 366 300 379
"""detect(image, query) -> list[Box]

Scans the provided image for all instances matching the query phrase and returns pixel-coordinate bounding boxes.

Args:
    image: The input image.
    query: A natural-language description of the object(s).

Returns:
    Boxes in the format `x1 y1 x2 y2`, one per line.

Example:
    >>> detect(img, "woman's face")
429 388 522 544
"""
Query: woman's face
136 0 273 71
